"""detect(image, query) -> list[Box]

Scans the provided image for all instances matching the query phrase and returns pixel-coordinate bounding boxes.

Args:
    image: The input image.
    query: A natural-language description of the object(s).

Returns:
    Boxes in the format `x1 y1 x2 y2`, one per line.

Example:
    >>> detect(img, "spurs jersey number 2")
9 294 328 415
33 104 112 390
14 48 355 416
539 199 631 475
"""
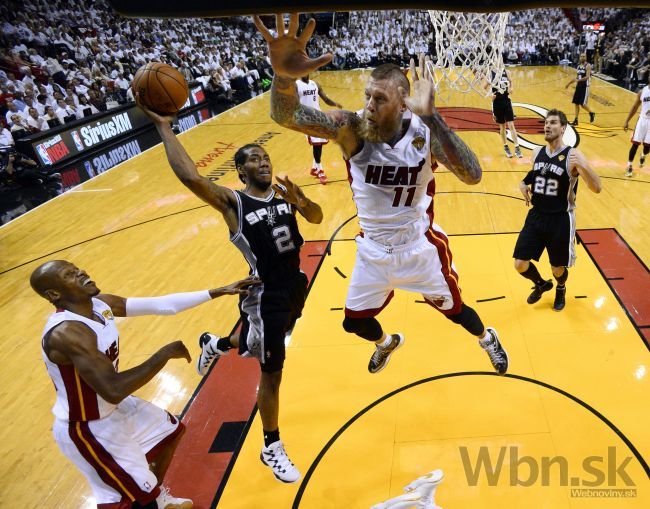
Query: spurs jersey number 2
41 298 119 422
231 189 303 284
346 112 435 244
525 146 578 213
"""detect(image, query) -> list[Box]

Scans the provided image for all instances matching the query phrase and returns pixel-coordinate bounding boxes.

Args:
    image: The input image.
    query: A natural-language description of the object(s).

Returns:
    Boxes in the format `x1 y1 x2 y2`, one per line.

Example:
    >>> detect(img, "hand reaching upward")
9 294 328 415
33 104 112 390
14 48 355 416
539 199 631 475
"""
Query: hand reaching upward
253 13 332 78
401 55 436 118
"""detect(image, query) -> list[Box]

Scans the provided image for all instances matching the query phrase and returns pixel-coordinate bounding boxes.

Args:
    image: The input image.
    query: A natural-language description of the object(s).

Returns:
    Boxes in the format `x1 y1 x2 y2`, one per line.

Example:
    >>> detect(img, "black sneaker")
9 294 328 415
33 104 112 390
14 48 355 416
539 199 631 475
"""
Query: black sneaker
589 112 595 123
368 333 404 374
553 286 566 311
514 146 523 158
479 328 509 375
504 145 513 158
527 280 554 304
571 119 578 126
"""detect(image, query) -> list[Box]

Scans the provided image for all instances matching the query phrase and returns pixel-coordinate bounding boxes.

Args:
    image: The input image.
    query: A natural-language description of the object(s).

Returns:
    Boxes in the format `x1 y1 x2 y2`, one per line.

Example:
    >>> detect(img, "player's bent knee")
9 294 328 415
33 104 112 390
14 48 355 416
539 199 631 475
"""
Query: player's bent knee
514 259 529 272
342 316 383 341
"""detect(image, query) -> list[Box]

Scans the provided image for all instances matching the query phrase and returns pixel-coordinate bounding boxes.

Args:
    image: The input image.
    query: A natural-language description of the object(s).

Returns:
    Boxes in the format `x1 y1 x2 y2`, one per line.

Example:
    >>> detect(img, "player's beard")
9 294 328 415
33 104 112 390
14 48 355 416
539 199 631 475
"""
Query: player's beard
360 112 401 143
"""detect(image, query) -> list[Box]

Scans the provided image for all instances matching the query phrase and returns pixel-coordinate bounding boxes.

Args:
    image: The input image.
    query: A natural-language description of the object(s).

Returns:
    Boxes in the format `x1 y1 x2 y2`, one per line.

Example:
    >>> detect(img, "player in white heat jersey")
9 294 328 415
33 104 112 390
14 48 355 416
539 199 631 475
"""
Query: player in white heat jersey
257 14 508 376
623 75 650 177
296 75 342 184
31 260 256 509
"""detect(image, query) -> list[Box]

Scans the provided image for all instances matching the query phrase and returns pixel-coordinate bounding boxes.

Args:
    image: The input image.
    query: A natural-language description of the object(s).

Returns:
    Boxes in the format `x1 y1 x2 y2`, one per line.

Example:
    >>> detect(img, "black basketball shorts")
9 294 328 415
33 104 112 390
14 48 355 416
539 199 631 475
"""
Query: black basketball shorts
238 272 308 373
492 98 514 124
572 84 589 106
513 208 577 267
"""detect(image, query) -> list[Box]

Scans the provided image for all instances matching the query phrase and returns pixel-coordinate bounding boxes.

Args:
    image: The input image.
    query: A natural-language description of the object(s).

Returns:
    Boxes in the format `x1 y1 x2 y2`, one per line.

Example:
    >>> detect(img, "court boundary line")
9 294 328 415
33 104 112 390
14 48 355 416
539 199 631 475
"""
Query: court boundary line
291 371 650 508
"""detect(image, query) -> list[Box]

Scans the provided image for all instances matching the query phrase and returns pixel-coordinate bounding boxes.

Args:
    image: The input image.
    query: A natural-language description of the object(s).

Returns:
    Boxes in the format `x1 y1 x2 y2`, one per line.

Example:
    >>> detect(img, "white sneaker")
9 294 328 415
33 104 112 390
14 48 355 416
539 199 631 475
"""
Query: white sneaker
371 492 422 509
196 332 229 376
156 486 192 509
260 440 301 483
405 469 444 509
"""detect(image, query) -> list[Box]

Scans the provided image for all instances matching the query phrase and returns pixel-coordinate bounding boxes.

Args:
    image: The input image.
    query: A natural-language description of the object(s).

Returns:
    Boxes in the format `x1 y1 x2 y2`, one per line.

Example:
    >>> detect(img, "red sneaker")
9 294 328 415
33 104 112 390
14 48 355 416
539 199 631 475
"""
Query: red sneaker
317 170 328 185
310 168 319 177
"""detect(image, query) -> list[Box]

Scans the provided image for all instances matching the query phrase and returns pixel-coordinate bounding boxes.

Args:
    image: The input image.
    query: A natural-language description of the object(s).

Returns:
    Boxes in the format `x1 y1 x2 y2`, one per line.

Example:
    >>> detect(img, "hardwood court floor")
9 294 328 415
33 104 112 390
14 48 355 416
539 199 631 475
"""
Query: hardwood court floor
0 66 648 508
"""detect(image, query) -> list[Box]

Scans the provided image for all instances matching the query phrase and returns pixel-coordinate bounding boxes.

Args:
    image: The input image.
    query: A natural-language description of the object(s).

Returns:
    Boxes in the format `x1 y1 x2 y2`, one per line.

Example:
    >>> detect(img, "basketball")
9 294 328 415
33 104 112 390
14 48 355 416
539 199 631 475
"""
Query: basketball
132 62 189 115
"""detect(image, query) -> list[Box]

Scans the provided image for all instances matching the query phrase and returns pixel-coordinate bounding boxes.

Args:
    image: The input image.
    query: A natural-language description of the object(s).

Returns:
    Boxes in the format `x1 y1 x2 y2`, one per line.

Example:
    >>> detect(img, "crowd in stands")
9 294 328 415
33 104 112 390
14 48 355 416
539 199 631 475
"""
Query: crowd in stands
0 1 648 222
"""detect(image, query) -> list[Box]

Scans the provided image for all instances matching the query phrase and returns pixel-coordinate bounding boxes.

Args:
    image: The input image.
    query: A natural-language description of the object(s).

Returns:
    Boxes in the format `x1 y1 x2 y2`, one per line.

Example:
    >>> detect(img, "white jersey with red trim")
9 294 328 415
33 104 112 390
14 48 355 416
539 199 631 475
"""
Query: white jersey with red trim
296 79 320 110
347 111 436 245
641 85 650 118
41 298 119 422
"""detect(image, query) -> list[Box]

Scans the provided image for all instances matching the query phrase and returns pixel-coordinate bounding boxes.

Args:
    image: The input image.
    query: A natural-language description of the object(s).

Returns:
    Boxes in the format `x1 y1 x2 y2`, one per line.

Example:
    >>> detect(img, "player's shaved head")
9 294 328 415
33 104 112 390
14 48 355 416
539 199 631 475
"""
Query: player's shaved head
30 260 69 298
370 64 410 94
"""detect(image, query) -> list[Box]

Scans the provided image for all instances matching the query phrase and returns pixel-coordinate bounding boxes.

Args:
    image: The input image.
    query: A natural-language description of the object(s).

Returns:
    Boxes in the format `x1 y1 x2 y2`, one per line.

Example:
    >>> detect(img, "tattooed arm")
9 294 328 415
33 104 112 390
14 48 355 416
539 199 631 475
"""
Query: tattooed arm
271 74 361 157
420 113 483 185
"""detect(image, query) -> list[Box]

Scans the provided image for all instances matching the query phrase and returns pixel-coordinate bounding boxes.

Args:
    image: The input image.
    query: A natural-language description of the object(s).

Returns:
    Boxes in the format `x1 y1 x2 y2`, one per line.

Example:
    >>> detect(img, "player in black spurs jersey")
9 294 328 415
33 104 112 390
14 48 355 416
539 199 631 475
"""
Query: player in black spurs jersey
565 53 596 126
138 100 323 484
490 68 522 158
513 109 601 311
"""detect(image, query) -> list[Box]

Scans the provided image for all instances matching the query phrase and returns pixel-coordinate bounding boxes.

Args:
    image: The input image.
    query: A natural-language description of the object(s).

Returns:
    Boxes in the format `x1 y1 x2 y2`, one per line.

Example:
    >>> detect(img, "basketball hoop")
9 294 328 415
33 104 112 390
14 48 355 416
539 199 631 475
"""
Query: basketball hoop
427 11 509 97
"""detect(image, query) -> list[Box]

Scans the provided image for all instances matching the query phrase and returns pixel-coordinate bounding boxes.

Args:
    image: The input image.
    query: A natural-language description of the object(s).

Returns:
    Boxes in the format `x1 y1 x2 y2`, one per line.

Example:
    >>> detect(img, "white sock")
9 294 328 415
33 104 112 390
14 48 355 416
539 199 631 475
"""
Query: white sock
377 335 392 348
316 162 323 170
312 159 317 168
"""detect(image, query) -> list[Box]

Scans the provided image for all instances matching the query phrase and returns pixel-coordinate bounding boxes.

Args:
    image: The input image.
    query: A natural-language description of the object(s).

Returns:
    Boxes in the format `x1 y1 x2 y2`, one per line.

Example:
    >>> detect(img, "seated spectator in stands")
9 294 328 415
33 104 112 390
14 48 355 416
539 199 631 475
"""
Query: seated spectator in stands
0 125 14 150
5 101 25 126
9 114 33 140
45 56 67 87
76 95 99 118
87 88 106 112
11 92 28 112
26 107 49 131
54 99 76 123
114 73 130 101
43 106 63 128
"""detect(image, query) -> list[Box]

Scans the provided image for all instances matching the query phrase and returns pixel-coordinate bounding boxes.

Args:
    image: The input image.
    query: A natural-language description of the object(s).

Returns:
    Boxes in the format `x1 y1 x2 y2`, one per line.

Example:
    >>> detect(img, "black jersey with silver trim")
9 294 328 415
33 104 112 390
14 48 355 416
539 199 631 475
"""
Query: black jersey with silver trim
230 189 304 285
524 145 578 213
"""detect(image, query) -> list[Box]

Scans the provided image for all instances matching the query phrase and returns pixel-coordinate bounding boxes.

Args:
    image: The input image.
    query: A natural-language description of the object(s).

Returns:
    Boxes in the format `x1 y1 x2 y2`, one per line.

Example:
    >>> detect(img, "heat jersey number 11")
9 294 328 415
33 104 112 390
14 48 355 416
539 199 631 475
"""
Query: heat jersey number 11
392 186 416 207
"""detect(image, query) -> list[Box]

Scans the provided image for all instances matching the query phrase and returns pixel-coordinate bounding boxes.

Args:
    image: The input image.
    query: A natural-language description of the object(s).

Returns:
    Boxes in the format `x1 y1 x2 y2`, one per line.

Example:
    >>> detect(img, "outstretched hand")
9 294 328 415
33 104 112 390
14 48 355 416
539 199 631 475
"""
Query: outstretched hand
272 175 307 208
215 276 262 297
401 54 436 117
253 13 332 78
135 92 175 126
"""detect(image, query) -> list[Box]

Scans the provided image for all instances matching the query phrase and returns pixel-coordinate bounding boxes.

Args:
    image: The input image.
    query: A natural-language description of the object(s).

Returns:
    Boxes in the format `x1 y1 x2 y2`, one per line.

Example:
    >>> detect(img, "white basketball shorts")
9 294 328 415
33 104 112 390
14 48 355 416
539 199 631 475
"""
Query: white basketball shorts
632 115 650 145
345 223 463 317
53 396 183 507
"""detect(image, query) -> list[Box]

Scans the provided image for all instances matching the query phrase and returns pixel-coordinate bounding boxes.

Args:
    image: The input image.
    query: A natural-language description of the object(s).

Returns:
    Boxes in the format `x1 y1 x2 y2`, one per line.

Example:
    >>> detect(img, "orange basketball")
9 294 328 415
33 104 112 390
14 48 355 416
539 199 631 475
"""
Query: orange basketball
132 62 189 115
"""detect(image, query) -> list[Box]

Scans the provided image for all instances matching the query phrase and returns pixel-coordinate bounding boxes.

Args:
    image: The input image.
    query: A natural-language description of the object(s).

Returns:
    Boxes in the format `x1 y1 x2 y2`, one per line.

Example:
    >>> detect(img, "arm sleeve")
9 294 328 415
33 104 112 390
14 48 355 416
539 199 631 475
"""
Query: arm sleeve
125 290 212 317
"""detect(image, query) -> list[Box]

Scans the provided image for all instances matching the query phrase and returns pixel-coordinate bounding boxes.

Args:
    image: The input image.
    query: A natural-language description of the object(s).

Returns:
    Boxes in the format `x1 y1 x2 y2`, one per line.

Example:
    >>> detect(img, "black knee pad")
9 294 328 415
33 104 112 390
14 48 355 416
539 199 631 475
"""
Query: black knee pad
446 304 484 337
342 316 383 341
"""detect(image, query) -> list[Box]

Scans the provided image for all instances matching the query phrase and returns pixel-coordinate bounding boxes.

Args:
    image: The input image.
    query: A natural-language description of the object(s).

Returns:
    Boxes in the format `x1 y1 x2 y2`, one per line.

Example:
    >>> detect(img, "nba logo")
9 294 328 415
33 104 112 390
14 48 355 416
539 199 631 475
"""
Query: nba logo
84 160 94 177
71 131 84 151
36 144 52 165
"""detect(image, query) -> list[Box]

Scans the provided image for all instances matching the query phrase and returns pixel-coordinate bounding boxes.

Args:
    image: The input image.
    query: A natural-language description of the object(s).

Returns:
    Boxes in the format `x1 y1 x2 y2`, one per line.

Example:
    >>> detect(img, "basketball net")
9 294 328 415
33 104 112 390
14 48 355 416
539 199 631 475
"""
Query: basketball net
427 11 509 97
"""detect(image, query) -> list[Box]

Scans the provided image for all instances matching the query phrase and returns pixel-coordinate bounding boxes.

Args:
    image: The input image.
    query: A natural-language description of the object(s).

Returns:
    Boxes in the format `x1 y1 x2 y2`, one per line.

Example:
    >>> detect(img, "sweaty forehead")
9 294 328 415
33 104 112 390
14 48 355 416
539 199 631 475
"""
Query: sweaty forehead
366 78 396 96
246 147 268 159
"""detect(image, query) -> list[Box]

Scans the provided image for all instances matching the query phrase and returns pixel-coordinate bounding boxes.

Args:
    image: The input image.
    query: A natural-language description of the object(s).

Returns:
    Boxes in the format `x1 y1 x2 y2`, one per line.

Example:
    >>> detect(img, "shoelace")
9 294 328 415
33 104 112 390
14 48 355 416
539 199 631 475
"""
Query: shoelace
158 486 171 498
484 337 505 364
201 344 219 366
265 446 295 472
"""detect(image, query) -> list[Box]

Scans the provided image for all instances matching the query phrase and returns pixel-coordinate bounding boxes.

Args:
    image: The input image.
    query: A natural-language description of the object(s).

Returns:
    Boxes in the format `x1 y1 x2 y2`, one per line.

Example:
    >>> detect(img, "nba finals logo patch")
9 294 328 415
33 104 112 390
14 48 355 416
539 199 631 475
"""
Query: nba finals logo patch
102 309 114 321
558 154 565 161
412 135 426 150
